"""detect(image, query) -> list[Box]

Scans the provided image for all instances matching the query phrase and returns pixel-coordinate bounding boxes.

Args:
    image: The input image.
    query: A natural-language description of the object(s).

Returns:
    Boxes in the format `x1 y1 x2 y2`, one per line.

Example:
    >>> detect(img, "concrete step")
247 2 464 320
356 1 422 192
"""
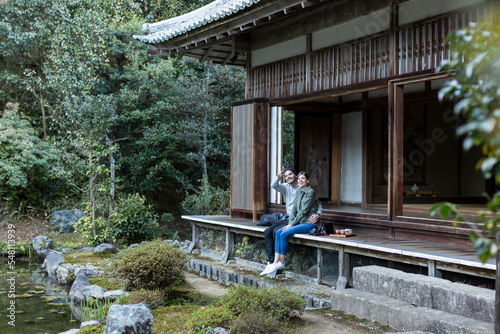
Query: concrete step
353 266 494 323
331 288 494 334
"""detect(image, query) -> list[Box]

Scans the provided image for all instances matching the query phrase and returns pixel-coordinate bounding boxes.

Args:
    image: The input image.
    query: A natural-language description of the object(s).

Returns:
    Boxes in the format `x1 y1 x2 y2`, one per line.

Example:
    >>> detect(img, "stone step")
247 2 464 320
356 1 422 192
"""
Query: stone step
331 288 494 334
352 265 494 324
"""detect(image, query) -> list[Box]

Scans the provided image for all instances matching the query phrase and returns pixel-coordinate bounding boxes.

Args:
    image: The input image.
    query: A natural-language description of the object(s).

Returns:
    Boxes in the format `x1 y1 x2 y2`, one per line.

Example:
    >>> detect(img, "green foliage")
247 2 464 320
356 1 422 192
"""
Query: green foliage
282 109 296 168
436 22 500 263
220 285 305 320
111 193 159 244
234 236 267 263
182 178 230 215
115 239 188 291
191 285 305 333
80 298 115 321
0 103 59 211
0 0 246 217
74 205 115 246
438 22 500 180
190 305 236 332
127 288 167 310
230 309 288 334
0 240 33 256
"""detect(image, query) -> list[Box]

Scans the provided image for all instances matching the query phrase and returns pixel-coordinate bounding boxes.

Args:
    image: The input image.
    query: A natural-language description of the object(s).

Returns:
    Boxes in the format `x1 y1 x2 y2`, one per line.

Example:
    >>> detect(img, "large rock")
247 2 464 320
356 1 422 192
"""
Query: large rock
32 236 54 255
69 272 90 302
103 290 129 301
42 251 65 279
80 285 106 301
103 303 153 334
94 243 117 254
49 209 85 233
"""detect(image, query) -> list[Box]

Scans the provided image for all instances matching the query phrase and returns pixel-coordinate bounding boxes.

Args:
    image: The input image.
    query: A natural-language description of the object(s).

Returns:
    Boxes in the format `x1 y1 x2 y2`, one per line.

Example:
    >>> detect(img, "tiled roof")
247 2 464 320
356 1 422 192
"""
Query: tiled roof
134 0 261 44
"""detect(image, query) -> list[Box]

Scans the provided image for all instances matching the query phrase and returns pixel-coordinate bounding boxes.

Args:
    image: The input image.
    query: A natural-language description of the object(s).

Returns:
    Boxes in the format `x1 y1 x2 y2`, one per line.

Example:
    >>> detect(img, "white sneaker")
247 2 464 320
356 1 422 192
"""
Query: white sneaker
267 261 284 274
259 262 271 276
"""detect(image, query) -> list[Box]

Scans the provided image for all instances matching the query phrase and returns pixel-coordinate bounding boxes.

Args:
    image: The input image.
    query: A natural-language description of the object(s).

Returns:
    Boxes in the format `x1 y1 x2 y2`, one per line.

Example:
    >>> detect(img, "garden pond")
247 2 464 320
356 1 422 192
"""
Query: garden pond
0 256 78 334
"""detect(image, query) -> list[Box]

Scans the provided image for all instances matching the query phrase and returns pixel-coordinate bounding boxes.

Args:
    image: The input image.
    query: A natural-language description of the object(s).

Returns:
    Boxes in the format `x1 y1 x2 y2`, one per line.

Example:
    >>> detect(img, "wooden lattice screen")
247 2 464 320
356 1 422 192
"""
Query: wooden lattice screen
247 4 487 99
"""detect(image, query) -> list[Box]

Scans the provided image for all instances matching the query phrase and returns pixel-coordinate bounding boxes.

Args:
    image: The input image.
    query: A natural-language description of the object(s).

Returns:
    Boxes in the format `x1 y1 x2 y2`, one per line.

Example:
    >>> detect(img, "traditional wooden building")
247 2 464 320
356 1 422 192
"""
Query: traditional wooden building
134 0 499 285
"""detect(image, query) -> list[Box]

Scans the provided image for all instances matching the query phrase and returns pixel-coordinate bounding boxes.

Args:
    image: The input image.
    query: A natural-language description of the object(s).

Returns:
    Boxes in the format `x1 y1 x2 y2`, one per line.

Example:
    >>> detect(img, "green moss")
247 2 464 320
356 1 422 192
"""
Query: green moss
152 306 199 334
88 275 123 291
78 324 106 334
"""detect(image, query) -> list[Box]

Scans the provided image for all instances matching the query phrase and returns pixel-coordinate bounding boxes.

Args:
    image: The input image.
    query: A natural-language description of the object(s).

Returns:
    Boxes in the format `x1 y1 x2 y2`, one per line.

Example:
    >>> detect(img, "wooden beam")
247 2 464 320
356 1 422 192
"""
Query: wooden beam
200 46 214 62
306 33 312 93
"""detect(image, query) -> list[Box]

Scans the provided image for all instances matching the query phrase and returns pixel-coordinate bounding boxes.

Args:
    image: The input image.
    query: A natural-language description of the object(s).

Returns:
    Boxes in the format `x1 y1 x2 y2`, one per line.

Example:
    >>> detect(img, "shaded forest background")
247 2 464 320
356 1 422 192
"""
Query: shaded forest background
0 0 246 230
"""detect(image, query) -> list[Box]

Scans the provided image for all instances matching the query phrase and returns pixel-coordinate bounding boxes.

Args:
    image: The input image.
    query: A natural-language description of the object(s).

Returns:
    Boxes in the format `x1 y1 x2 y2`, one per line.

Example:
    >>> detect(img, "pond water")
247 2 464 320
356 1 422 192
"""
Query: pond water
0 257 78 334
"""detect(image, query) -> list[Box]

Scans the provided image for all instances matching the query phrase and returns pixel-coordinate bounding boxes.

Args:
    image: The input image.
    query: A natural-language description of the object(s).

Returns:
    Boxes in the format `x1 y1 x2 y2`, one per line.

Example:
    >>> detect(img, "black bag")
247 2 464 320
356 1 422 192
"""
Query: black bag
257 213 284 226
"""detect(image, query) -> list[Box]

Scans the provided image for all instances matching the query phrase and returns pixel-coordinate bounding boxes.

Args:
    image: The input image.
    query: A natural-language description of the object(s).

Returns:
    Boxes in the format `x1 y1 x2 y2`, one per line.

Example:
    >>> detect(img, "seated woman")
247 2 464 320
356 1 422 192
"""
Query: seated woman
263 172 319 275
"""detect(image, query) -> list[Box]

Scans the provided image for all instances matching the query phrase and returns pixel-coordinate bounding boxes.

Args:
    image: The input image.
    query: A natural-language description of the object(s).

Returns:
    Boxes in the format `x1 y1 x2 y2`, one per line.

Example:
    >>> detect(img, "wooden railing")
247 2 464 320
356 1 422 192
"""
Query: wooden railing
247 4 487 99
397 5 487 75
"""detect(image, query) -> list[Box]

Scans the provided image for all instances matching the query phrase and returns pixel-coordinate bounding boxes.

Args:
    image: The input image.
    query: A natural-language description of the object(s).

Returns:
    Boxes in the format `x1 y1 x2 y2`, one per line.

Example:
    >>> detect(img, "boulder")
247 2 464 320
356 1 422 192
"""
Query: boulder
55 266 71 285
42 251 65 279
49 209 85 233
103 303 153 334
94 243 117 254
69 272 90 302
103 290 130 301
207 328 231 334
74 266 104 277
81 320 102 328
80 285 106 301
32 236 54 255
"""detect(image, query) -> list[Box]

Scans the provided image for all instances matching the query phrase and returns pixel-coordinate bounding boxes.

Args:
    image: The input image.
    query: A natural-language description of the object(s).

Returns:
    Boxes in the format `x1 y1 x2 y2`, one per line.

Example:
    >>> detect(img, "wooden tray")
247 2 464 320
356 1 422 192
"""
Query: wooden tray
329 233 356 238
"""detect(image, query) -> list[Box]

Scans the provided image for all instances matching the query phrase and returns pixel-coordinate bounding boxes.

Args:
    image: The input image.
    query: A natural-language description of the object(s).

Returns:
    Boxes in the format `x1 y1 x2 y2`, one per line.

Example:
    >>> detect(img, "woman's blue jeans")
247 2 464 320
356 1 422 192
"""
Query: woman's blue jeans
275 223 315 256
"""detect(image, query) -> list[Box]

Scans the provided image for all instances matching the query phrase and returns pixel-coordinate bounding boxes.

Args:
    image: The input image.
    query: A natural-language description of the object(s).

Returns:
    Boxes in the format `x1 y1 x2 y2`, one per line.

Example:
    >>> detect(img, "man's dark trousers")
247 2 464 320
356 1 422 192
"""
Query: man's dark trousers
264 217 288 263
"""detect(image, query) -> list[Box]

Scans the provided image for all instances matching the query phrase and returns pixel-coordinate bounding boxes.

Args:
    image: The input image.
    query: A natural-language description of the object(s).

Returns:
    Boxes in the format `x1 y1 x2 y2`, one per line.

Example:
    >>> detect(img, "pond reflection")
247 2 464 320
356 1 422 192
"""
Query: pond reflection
0 257 78 334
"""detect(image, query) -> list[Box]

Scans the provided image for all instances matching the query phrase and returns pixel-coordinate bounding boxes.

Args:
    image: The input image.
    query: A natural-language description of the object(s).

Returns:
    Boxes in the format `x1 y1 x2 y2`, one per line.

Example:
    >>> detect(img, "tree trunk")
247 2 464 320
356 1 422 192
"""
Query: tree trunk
107 134 115 229
40 93 47 139
496 231 500 333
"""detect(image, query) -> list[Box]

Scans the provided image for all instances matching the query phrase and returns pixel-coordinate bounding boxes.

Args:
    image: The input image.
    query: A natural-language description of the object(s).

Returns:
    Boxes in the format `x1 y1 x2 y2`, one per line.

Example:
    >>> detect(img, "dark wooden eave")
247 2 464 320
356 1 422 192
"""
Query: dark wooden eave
144 0 328 65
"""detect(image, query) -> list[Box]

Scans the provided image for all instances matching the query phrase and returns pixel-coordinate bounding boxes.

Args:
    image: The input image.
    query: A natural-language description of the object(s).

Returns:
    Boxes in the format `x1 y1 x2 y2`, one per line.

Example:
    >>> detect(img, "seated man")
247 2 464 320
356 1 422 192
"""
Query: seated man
260 167 321 275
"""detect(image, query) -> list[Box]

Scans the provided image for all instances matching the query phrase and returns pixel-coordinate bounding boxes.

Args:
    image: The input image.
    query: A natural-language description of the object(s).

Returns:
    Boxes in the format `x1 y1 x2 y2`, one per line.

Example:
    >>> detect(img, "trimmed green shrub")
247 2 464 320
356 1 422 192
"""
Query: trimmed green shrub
230 309 287 334
220 285 305 320
127 288 166 309
190 285 305 333
111 193 159 244
190 305 235 331
115 240 188 290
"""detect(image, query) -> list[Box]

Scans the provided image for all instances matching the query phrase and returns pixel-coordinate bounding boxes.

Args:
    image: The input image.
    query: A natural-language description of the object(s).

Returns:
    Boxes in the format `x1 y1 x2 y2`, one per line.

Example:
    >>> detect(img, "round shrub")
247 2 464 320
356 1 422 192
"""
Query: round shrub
220 285 305 320
115 239 188 290
111 193 159 245
230 309 287 334
127 289 166 309
190 305 235 331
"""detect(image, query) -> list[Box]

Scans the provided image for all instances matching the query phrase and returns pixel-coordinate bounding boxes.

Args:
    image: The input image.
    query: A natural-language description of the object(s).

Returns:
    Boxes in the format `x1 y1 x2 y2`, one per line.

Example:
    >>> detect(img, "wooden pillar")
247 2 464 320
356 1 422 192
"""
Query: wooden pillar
388 82 404 220
331 113 341 204
253 100 270 221
191 223 200 252
317 248 323 282
362 92 371 206
428 259 436 277
338 246 350 281
306 33 312 93
389 0 399 76
221 227 234 263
